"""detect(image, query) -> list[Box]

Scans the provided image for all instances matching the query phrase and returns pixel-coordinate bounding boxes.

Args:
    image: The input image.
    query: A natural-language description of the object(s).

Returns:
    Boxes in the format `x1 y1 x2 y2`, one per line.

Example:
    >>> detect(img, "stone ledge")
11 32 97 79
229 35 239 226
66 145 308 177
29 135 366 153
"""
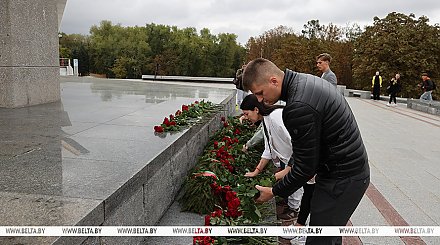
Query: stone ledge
344 89 371 99
407 99 440 116
141 74 233 83
51 91 236 245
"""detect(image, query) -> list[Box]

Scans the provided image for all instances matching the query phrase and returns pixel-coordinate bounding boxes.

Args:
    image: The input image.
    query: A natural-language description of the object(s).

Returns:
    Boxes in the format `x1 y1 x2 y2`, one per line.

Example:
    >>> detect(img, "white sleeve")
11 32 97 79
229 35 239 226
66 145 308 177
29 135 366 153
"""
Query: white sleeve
261 125 271 160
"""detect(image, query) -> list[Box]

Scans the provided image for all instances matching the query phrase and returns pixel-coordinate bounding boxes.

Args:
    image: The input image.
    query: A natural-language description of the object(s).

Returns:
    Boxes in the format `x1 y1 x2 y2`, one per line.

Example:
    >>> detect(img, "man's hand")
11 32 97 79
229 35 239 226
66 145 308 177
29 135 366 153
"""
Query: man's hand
242 144 248 152
255 185 274 203
244 171 258 178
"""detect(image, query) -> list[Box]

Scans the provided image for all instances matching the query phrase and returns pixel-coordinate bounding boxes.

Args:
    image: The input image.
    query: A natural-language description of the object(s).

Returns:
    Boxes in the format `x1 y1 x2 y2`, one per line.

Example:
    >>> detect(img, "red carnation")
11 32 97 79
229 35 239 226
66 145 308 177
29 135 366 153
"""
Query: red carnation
213 141 218 149
234 128 241 135
195 101 199 104
228 197 241 209
222 136 231 142
154 126 164 133
225 208 242 218
221 116 225 122
216 186 223 195
204 214 211 226
223 122 229 127
221 159 230 165
182 105 189 111
170 121 177 126
210 183 222 195
226 190 237 201
193 236 214 245
169 114 175 120
213 209 222 217
163 117 171 127
175 110 182 116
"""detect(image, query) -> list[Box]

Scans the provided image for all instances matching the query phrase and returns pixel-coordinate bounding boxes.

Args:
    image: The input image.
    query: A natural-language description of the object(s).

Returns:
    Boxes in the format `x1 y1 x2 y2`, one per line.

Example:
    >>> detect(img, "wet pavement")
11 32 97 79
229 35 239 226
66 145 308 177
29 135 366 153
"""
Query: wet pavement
0 76 233 230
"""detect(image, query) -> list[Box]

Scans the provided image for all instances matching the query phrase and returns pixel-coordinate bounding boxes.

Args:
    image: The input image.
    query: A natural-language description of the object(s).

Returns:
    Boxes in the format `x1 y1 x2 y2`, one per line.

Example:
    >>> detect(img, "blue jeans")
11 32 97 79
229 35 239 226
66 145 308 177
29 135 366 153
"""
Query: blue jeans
420 91 433 101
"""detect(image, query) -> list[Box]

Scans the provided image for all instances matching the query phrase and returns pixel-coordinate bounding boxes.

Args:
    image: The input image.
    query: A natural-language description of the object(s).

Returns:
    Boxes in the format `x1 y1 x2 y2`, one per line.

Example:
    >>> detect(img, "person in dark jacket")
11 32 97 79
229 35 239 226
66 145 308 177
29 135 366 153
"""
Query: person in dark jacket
387 73 401 107
371 71 382 100
419 72 434 102
242 58 370 245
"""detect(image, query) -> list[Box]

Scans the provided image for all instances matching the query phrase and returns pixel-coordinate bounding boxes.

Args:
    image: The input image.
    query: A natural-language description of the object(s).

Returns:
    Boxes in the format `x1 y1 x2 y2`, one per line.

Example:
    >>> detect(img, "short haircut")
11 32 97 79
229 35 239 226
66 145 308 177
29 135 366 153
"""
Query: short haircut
242 58 283 91
316 53 332 62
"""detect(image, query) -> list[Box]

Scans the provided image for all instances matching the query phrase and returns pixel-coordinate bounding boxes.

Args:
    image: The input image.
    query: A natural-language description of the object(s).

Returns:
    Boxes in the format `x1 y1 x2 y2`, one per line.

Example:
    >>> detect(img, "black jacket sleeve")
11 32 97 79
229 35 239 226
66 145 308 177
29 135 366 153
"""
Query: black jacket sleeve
272 102 321 198
427 80 434 91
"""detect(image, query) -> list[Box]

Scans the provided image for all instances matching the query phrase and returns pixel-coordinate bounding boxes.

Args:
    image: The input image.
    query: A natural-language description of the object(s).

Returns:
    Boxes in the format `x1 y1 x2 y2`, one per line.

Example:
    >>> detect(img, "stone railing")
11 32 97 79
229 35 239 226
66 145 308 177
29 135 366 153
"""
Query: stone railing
344 89 371 99
142 75 233 83
407 99 440 116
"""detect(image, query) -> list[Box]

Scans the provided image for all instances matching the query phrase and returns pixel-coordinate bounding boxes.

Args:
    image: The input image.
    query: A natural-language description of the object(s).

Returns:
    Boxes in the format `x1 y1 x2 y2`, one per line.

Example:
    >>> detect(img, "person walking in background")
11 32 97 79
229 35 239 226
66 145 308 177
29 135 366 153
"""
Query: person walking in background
372 71 382 100
233 65 248 107
316 53 337 87
387 73 401 107
419 72 434 102
240 94 304 222
242 58 370 245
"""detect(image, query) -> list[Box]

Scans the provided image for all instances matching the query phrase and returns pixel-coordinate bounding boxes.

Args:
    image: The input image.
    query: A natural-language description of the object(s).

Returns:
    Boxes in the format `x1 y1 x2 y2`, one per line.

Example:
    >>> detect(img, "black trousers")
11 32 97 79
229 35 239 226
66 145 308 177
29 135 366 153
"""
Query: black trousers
389 92 397 104
306 165 370 245
373 86 380 100
297 183 315 225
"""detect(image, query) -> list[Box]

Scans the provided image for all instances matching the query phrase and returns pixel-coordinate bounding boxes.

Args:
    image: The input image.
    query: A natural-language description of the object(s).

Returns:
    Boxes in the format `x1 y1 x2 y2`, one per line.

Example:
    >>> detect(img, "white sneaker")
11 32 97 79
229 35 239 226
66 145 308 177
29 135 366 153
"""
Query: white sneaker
291 236 307 245
386 103 391 107
392 103 397 107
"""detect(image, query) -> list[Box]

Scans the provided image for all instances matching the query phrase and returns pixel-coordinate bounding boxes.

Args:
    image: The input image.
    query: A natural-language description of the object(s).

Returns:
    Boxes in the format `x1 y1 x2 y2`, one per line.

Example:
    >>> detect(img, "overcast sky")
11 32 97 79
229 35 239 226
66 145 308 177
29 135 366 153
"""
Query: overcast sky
60 0 440 45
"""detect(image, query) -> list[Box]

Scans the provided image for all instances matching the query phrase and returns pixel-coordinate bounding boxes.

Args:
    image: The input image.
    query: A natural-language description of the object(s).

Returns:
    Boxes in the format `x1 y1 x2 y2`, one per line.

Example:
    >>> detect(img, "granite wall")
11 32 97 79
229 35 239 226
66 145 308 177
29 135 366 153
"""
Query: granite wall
0 0 61 108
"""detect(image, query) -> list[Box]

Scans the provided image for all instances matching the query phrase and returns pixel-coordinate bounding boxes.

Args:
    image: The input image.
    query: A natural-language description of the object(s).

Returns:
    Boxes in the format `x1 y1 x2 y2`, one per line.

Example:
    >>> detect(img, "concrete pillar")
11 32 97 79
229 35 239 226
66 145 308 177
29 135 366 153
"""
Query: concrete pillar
0 0 65 108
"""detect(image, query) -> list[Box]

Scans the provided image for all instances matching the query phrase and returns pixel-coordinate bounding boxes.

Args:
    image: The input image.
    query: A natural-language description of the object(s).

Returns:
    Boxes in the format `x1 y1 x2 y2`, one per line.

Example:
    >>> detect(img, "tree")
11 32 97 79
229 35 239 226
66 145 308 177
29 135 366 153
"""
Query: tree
301 20 324 40
352 12 440 98
59 33 91 75
245 26 293 61
88 21 151 78
246 22 353 85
